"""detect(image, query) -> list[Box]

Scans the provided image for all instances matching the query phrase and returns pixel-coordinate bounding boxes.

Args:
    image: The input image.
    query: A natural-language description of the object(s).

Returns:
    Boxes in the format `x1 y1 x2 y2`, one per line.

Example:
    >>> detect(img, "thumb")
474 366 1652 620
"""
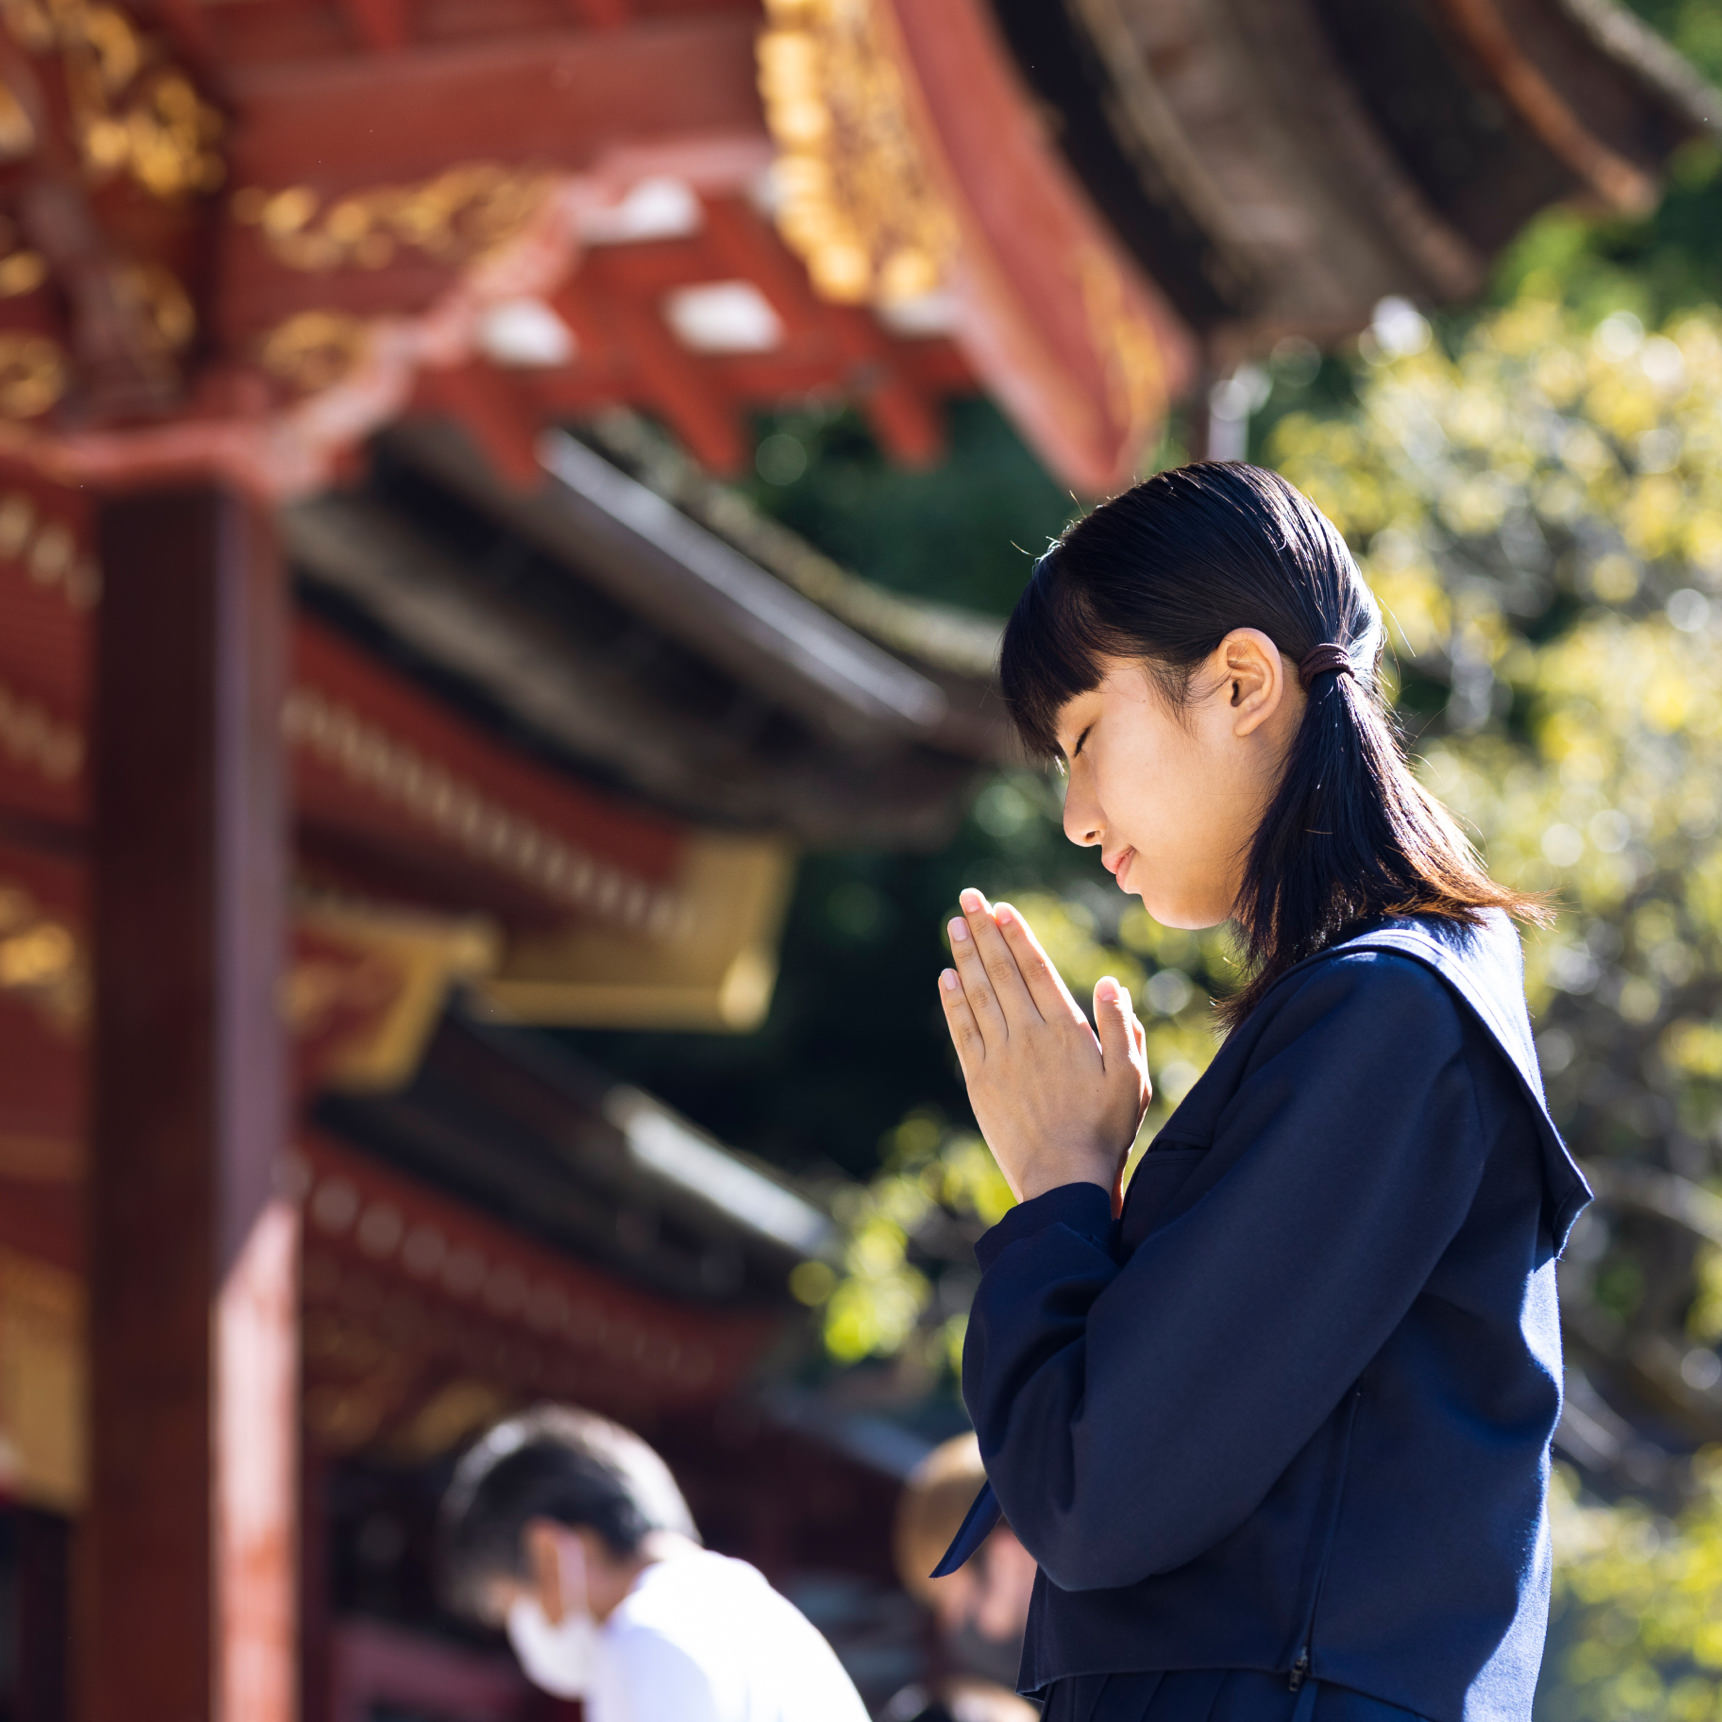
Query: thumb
1093 976 1134 1071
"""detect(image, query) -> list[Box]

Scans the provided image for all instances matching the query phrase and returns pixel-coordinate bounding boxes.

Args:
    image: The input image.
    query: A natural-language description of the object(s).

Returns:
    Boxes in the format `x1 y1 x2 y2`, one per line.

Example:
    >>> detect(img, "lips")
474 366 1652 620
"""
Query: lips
1104 846 1135 882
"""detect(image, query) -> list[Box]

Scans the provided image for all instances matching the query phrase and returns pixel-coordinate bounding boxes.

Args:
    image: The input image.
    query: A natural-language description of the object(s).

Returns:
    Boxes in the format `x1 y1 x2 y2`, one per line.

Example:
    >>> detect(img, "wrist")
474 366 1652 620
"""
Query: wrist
1015 1153 1114 1204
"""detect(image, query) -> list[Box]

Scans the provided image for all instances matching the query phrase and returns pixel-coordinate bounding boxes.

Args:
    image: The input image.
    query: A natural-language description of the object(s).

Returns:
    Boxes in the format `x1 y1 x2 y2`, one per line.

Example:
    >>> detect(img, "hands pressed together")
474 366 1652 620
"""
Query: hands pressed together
940 888 1152 1213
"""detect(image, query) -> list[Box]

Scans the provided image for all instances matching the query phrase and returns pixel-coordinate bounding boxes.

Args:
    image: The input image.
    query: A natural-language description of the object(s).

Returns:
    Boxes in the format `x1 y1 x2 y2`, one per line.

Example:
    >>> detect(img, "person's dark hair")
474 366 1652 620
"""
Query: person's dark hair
1001 462 1546 1026
439 1405 698 1622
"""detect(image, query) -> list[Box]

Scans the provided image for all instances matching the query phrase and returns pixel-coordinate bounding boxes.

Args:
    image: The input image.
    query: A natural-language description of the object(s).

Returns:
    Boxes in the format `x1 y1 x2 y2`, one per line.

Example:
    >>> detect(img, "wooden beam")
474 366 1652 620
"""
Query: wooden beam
558 272 747 475
414 363 544 490
145 0 217 66
83 490 296 1722
528 341 974 414
1433 0 1660 213
561 0 632 25
0 32 185 420
700 197 944 465
341 0 411 52
17 1509 70 1722
223 15 767 190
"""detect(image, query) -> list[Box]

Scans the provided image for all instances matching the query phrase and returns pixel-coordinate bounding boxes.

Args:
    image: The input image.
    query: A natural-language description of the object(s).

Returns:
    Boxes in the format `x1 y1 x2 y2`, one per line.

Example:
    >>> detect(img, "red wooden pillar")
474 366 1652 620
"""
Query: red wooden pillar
83 489 297 1722
16 1508 72 1722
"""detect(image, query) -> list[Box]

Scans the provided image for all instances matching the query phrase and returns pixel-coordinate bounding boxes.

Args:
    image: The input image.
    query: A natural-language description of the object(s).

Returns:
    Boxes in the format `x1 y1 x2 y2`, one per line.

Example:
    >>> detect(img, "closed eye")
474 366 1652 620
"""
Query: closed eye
1072 724 1093 758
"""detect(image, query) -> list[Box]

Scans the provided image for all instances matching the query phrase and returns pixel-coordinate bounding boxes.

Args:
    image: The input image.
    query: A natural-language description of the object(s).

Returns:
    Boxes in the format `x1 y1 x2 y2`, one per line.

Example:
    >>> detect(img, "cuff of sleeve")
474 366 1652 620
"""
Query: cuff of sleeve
975 1180 1113 1271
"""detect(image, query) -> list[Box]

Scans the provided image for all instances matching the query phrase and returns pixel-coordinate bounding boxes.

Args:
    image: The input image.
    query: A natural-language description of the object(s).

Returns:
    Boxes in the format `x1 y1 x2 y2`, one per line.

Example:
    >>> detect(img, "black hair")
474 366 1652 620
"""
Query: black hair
1000 462 1545 1026
438 1405 699 1622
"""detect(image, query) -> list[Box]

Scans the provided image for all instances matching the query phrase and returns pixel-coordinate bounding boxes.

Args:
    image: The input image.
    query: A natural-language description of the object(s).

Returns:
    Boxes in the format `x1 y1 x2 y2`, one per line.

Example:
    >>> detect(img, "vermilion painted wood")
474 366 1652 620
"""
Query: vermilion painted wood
85 488 295 1722
700 197 945 466
16 1508 72 1722
297 1129 779 1436
291 616 687 902
340 0 413 52
221 14 767 190
0 474 696 924
557 269 746 475
414 363 546 490
882 0 1199 492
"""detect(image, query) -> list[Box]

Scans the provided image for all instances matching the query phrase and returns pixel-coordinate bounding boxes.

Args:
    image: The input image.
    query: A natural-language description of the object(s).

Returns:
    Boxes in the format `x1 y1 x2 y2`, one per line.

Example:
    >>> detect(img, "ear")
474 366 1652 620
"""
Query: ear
525 1518 566 1623
1216 628 1292 737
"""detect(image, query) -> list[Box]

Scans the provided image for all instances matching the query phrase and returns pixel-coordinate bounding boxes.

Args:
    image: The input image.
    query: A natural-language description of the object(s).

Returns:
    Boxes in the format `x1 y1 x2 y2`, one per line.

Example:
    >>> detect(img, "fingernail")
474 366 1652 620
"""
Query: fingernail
959 888 985 913
941 969 960 992
949 917 970 943
994 902 1015 925
1096 976 1119 1001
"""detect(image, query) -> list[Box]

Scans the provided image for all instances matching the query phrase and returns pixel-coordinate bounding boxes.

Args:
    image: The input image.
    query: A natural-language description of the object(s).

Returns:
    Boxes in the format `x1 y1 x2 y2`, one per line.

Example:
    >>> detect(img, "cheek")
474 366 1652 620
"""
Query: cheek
1096 727 1204 849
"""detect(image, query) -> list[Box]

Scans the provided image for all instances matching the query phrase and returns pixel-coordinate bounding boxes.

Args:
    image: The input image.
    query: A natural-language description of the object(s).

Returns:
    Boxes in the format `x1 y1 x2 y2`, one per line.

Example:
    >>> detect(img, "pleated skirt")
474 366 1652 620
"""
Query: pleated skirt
1040 1670 1429 1722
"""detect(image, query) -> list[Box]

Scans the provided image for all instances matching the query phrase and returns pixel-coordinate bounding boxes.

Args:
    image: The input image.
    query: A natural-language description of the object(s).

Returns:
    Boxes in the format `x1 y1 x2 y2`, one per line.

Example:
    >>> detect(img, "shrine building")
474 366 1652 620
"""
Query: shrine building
0 1 1704 1718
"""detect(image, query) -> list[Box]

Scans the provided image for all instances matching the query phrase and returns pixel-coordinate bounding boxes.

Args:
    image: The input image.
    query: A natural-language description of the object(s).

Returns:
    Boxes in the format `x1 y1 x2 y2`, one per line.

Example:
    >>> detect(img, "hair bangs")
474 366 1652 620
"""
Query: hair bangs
999 549 1120 762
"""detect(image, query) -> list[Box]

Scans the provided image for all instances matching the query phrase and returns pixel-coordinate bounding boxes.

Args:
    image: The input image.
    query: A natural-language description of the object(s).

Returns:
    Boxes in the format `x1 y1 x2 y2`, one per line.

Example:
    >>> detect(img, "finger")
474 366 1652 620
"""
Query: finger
1132 1013 1148 1062
1094 975 1136 1072
993 902 1086 1025
938 966 985 1072
958 888 1041 1027
948 913 1008 1051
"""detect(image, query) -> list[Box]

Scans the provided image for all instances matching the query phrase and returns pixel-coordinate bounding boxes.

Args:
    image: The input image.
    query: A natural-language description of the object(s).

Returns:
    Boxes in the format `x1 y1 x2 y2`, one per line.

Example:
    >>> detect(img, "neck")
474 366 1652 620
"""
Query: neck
589 1531 690 1622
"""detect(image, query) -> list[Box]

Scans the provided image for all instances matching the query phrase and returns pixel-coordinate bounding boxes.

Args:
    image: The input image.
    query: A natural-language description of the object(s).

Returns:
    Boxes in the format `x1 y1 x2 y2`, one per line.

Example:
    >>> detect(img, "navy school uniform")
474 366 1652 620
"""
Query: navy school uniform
934 913 1590 1722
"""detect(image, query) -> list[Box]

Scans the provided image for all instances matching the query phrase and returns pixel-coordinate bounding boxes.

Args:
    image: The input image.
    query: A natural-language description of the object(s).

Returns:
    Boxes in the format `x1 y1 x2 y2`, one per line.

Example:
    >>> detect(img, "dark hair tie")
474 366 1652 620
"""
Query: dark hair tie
1298 643 1354 688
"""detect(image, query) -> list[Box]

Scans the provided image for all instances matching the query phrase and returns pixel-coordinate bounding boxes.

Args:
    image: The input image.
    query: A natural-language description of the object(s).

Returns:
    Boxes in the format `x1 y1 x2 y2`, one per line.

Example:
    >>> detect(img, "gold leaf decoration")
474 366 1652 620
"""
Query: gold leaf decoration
232 164 554 275
0 251 45 297
1078 248 1166 453
259 310 370 394
0 332 64 418
113 259 194 352
0 218 45 300
757 0 957 306
0 881 86 1036
0 0 223 198
0 80 34 160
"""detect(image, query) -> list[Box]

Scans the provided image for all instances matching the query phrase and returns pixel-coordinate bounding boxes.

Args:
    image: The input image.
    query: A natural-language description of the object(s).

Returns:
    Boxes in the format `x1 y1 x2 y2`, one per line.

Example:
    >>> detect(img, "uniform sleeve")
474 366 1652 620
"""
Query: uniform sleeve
961 953 1493 1592
594 1625 725 1722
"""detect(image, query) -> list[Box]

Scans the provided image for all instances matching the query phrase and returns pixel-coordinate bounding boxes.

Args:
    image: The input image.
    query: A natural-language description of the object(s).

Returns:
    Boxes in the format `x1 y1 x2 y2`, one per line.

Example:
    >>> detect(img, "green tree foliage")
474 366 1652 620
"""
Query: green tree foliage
1545 1460 1722 1720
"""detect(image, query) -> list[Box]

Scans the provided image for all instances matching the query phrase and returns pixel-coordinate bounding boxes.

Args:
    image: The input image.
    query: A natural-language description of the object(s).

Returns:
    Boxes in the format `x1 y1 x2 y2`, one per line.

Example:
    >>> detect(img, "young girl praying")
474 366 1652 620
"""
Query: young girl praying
933 464 1584 1722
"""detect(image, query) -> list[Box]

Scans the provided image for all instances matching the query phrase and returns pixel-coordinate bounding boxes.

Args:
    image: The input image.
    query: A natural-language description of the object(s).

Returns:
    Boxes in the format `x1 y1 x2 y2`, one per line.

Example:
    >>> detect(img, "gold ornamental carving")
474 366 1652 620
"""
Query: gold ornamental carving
259 310 370 394
0 0 223 198
0 491 100 608
1077 248 1166 454
113 259 194 353
232 164 555 275
282 683 683 938
0 219 42 300
0 332 64 418
757 0 958 306
0 880 85 1035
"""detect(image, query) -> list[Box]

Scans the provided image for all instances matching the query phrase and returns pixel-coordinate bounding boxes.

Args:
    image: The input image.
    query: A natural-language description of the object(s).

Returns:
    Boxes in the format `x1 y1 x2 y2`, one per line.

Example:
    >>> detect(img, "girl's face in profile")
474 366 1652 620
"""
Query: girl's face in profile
1054 632 1302 930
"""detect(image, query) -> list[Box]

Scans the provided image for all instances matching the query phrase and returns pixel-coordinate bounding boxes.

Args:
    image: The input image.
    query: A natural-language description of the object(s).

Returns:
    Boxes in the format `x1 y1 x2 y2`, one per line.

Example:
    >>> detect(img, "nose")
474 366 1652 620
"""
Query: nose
1062 772 1103 849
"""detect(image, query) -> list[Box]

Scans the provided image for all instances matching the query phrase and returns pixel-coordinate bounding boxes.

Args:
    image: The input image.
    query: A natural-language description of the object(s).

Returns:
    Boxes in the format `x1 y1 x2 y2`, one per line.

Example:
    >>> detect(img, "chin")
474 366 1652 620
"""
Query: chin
1139 887 1230 932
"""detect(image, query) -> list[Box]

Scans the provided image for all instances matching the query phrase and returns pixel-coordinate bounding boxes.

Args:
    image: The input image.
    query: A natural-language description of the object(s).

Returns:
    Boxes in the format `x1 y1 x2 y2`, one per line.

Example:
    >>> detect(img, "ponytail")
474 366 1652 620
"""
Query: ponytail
1000 463 1544 1026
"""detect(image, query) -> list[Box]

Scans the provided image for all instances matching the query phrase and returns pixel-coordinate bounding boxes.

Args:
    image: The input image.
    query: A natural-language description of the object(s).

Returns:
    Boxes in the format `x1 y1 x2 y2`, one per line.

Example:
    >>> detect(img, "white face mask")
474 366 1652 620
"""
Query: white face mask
506 1592 604 1700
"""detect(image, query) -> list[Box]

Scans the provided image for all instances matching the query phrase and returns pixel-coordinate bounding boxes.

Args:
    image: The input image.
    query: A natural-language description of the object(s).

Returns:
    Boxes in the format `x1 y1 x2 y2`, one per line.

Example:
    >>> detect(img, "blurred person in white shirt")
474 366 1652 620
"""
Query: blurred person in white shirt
441 1405 870 1722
